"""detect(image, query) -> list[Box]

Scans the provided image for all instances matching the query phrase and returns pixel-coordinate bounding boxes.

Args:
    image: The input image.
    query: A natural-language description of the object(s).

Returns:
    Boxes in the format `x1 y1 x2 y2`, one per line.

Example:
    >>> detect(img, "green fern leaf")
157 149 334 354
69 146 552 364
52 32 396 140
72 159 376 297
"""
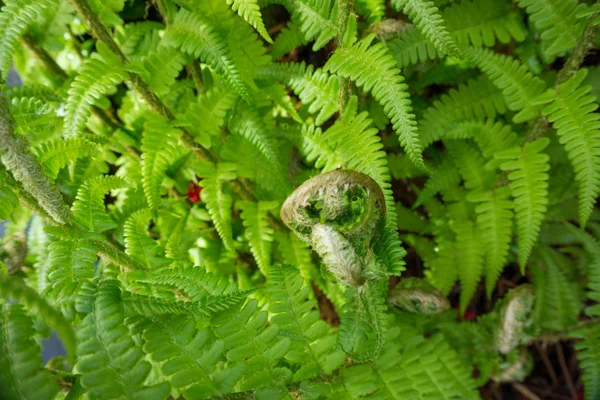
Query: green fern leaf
177 87 237 148
497 138 550 269
197 162 237 252
64 53 127 137
74 279 171 399
391 0 462 59
130 45 187 96
124 209 171 268
564 223 600 316
515 0 585 56
531 246 583 330
115 21 164 60
0 170 18 220
238 201 277 275
419 75 506 147
227 101 281 166
164 8 250 102
33 137 99 180
141 113 180 212
355 0 385 23
45 227 98 313
465 47 546 123
338 280 388 362
283 0 339 51
129 314 243 398
451 210 484 313
270 22 305 59
572 324 600 400
0 0 58 81
226 0 273 43
212 299 292 391
388 0 526 67
258 62 339 126
0 272 77 358
71 175 128 233
0 304 58 400
538 69 600 227
467 187 513 298
326 35 424 170
268 264 345 380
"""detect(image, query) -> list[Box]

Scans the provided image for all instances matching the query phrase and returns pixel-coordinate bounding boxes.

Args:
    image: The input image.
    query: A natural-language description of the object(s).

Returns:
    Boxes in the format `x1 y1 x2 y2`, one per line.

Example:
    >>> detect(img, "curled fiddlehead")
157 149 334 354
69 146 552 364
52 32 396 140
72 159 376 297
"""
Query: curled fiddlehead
281 170 390 362
388 277 450 314
281 169 387 286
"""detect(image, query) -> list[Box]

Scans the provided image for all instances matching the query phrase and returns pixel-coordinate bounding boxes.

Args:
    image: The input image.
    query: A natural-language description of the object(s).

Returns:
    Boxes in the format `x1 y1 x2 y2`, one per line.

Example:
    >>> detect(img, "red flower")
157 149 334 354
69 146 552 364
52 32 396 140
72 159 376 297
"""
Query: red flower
187 181 202 203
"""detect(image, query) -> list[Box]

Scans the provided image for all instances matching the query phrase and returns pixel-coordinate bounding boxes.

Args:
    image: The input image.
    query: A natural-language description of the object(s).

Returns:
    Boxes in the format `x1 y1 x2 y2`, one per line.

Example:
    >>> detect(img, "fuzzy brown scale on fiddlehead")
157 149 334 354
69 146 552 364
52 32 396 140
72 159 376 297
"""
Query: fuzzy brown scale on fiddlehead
281 170 386 286
388 277 450 314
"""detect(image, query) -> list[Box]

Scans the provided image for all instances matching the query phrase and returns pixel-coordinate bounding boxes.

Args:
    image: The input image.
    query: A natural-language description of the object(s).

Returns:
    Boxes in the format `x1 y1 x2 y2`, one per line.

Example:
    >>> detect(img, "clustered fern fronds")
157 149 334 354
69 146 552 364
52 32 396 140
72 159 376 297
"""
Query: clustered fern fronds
1 0 600 398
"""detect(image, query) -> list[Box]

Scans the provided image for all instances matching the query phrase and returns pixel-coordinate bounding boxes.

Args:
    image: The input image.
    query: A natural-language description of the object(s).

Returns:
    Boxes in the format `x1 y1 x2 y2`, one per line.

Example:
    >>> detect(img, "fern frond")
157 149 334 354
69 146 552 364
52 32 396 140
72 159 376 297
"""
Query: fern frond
226 0 273 43
141 113 180 212
197 162 236 252
451 211 483 312
64 53 127 137
419 75 506 147
258 62 339 126
465 47 546 123
564 223 600 316
573 324 600 400
0 0 59 82
284 0 339 51
0 170 18 220
115 21 164 60
0 304 58 400
238 201 277 275
277 232 321 285
45 227 98 314
326 35 424 170
71 175 128 232
212 299 292 391
531 246 582 330
445 140 496 191
270 22 305 59
538 69 600 227
388 0 526 67
497 138 550 269
268 264 345 380
124 208 171 269
355 0 385 23
227 101 281 166
164 8 249 101
391 0 462 59
129 314 242 398
130 45 187 96
338 280 388 362
0 272 76 357
74 279 171 399
33 137 99 179
178 87 237 148
467 187 513 298
515 0 585 56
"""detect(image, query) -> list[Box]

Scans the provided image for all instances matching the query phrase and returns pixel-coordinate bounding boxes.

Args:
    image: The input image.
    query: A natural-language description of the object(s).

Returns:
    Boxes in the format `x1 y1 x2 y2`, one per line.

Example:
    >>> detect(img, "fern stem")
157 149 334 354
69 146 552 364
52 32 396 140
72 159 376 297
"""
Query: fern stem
0 97 73 225
186 61 205 95
555 15 600 87
336 0 355 113
20 34 68 83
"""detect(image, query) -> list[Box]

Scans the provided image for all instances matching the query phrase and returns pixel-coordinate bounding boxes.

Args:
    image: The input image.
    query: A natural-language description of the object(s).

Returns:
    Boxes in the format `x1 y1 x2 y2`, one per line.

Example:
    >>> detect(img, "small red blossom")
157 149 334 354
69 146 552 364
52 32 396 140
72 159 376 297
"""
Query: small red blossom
187 181 202 203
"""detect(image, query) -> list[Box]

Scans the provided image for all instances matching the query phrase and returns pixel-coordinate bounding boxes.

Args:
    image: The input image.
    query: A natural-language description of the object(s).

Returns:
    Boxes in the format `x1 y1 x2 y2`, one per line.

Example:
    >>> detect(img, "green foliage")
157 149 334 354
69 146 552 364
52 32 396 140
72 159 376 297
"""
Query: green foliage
391 0 462 59
326 35 424 170
1 0 599 398
0 303 58 400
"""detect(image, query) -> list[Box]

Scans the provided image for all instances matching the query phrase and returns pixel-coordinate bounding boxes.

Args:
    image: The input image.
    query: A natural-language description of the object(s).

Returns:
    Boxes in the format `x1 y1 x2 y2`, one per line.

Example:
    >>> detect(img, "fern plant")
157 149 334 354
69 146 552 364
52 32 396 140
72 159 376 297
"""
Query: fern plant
1 0 600 398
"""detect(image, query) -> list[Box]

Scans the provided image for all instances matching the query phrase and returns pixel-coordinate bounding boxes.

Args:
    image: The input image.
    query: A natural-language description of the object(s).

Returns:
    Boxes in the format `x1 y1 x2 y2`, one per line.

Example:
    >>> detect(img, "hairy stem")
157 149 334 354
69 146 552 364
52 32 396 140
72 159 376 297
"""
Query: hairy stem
20 34 68 83
0 97 73 225
524 15 599 143
336 0 354 113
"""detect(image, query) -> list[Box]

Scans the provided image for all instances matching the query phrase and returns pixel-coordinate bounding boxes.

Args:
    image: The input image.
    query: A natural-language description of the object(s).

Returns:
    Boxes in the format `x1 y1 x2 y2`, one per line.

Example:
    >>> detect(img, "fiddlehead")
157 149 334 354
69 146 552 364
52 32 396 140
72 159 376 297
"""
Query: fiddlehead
281 169 387 286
